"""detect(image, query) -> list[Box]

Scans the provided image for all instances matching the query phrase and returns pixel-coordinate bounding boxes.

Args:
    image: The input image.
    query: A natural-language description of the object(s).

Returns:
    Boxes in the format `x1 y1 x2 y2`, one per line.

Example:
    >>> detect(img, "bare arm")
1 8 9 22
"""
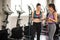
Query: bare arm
32 11 34 21
41 12 45 21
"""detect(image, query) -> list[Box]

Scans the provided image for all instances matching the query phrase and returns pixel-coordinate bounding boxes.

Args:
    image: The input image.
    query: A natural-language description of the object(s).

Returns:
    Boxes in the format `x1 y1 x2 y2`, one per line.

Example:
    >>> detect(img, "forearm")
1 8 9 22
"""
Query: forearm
50 19 57 22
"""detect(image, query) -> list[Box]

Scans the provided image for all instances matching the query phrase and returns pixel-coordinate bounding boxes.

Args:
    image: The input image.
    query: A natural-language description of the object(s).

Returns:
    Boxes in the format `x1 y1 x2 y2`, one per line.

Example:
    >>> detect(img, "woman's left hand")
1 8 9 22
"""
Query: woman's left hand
48 18 52 20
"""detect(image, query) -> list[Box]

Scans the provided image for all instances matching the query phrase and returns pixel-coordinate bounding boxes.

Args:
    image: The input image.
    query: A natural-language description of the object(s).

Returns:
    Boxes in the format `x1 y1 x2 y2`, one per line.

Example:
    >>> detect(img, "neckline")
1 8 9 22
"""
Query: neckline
35 11 41 15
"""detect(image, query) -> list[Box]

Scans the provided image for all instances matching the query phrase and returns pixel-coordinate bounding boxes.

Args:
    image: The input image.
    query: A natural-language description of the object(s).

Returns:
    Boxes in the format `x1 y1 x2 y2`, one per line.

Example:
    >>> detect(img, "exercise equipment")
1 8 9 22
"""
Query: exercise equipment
0 4 13 40
24 5 35 40
2 4 13 29
10 5 25 39
0 29 8 40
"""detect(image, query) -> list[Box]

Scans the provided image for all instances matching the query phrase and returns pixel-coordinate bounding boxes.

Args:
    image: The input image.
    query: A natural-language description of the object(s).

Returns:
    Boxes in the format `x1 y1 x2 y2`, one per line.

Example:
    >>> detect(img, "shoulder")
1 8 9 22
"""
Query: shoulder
54 12 57 15
41 11 44 13
53 12 57 16
32 11 35 15
54 12 57 14
41 11 44 15
32 11 34 13
32 10 36 13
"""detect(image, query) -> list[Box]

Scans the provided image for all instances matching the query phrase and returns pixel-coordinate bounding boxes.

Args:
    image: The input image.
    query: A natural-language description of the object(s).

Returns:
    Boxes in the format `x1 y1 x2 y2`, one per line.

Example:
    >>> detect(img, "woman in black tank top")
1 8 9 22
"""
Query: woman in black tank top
32 3 44 40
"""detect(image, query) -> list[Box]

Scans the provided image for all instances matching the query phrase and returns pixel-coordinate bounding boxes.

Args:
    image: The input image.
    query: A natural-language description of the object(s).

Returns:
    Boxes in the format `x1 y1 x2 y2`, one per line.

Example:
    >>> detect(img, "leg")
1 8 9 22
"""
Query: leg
33 22 37 40
48 24 56 40
37 23 41 40
37 29 41 40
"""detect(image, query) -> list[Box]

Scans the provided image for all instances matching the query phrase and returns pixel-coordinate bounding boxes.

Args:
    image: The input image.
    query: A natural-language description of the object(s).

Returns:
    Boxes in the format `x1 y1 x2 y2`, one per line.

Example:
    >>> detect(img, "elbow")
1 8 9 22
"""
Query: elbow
54 18 57 23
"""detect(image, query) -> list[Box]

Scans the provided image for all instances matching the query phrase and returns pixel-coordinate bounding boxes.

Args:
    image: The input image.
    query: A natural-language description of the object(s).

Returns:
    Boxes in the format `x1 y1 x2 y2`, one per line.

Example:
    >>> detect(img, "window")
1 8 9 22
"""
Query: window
54 0 60 14
11 0 47 16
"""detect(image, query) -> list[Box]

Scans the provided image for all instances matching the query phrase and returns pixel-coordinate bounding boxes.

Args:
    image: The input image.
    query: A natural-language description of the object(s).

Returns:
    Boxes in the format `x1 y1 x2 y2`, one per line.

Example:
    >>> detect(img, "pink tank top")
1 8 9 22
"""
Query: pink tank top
48 13 55 23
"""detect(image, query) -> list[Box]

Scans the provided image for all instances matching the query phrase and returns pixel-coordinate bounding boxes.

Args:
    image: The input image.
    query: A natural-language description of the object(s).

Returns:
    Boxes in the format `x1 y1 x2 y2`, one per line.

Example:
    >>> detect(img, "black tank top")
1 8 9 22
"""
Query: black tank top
34 11 42 19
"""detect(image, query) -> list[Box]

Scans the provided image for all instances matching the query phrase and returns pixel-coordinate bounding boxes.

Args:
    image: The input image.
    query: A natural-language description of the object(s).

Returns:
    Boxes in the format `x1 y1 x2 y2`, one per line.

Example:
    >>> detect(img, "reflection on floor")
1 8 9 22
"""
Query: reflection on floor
8 35 60 40
8 35 48 40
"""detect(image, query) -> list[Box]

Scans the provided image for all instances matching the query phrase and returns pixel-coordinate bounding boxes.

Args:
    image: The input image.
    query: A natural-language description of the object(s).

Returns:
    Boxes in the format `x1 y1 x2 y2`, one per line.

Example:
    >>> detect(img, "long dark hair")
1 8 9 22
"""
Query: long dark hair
49 4 56 12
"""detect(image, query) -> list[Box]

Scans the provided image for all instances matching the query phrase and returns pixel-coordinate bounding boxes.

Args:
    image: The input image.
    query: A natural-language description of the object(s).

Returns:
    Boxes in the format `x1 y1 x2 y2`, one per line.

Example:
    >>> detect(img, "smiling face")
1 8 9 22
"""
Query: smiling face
36 3 41 11
48 6 54 12
36 5 41 11
48 4 56 13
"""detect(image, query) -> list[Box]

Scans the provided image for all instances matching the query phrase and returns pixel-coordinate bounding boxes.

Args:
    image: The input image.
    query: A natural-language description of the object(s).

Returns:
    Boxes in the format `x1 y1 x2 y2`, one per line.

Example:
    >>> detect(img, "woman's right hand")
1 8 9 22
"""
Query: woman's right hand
32 18 33 21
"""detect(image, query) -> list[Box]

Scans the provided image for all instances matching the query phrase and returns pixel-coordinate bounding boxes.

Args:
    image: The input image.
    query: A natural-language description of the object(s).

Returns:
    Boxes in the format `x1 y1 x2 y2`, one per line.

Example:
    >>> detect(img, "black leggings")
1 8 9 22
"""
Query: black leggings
33 22 41 40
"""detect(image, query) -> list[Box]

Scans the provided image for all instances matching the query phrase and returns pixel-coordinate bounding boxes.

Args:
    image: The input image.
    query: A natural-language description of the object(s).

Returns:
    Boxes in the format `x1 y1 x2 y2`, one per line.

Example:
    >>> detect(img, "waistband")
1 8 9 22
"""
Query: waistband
33 22 41 24
48 22 55 24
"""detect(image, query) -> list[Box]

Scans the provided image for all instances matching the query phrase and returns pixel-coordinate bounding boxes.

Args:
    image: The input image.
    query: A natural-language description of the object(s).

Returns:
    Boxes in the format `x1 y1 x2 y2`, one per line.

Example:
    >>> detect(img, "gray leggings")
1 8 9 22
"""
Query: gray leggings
48 23 56 40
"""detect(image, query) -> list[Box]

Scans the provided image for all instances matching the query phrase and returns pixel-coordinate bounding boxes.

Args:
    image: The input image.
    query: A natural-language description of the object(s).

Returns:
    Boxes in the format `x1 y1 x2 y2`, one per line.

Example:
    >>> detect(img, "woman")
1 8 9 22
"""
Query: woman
47 4 57 40
32 3 44 40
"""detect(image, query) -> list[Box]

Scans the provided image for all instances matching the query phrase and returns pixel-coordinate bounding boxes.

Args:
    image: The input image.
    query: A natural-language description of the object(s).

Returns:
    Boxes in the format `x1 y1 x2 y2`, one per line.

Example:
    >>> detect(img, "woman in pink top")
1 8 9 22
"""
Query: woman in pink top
47 4 58 40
